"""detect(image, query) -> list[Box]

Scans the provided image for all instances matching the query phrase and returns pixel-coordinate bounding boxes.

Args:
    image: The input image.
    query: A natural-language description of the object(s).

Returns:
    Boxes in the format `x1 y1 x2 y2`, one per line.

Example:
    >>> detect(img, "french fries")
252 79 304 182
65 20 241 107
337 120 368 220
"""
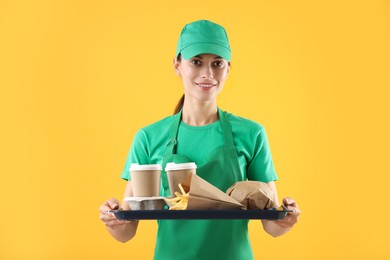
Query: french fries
164 184 189 210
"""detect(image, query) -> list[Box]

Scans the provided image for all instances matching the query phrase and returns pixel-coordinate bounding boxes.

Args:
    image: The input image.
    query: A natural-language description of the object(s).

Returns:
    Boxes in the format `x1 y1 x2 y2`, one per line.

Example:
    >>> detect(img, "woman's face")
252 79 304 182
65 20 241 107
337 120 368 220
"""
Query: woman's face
174 53 230 103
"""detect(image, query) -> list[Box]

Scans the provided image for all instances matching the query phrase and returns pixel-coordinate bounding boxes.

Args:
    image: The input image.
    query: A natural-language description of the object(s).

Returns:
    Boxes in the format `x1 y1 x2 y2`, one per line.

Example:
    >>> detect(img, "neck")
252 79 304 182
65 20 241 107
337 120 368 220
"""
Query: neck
182 99 218 126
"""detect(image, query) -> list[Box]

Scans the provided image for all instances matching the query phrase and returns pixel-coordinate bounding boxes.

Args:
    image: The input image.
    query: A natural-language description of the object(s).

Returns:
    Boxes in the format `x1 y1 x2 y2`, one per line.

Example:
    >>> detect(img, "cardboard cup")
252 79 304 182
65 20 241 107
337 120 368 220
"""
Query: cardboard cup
130 164 162 197
165 162 196 196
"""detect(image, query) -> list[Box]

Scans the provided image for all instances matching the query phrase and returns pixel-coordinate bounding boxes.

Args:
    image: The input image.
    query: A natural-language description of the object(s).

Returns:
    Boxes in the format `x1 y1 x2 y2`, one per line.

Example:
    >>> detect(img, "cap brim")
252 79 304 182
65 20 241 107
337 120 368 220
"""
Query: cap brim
180 43 231 61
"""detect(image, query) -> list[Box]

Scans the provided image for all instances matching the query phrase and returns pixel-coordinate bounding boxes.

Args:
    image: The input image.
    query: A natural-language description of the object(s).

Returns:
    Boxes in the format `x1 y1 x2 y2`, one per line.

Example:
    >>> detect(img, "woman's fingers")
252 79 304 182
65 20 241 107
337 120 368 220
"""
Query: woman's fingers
283 197 298 208
272 197 301 228
106 198 120 210
275 214 298 229
283 197 301 216
100 208 130 225
99 198 128 226
104 219 129 227
99 210 115 220
99 199 121 214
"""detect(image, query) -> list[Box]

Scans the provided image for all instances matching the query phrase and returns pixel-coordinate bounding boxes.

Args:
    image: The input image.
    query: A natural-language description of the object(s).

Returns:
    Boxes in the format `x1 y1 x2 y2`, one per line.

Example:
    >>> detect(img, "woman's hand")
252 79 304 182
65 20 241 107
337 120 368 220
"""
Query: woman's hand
99 198 130 228
261 196 301 237
99 182 139 242
274 197 301 229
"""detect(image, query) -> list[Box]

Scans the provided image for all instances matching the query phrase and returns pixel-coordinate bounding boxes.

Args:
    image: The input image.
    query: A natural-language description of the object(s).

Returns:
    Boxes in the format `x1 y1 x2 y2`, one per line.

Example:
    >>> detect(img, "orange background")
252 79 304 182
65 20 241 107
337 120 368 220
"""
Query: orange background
1 1 389 259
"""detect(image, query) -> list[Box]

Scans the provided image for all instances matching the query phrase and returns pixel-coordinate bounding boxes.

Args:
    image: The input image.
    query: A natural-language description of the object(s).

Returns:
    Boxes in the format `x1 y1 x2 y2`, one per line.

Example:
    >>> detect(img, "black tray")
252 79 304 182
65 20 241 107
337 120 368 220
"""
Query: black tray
111 209 292 220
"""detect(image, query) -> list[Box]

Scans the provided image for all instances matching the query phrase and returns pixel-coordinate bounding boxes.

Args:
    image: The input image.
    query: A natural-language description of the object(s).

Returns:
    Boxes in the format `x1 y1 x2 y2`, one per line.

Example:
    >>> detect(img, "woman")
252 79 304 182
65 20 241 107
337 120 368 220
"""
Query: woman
99 20 300 260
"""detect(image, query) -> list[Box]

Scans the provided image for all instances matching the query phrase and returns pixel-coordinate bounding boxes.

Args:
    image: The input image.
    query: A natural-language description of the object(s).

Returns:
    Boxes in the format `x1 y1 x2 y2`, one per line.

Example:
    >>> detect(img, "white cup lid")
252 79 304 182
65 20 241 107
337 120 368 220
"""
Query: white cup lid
129 164 162 171
165 162 197 171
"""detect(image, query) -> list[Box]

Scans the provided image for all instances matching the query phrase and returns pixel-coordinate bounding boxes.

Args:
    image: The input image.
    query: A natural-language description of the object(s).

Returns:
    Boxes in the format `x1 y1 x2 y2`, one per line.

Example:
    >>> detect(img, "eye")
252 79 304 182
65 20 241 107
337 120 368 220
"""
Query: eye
214 61 225 67
191 59 201 65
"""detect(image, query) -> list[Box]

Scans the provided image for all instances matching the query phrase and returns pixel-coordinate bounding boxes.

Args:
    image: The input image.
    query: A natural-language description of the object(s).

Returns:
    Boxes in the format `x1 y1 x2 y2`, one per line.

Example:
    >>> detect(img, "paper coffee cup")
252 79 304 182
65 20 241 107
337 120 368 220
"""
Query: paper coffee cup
165 162 196 196
130 164 162 197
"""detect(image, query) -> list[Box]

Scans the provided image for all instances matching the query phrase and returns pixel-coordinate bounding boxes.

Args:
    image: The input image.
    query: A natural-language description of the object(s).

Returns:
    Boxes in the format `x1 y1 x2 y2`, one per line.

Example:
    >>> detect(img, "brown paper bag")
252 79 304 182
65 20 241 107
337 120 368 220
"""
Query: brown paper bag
181 174 245 210
226 181 276 209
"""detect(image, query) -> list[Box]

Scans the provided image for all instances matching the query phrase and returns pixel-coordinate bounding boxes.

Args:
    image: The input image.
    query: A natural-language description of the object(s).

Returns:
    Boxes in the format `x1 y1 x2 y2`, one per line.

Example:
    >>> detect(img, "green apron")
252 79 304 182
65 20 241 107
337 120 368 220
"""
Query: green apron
154 108 253 260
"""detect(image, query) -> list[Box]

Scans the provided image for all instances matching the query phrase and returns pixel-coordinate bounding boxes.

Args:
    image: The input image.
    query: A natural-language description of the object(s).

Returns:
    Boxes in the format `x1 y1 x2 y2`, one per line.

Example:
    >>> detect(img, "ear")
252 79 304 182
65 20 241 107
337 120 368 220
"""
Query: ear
173 57 181 76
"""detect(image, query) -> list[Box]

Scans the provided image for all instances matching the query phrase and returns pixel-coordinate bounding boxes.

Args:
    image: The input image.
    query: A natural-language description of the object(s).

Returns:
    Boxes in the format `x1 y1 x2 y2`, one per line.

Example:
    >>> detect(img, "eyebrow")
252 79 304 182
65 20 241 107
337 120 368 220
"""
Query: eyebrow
194 55 223 60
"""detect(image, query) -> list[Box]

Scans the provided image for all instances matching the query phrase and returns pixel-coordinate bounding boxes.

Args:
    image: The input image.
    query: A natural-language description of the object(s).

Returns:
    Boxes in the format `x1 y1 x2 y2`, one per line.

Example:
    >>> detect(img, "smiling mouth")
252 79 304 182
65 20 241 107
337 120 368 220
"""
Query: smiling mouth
196 83 216 89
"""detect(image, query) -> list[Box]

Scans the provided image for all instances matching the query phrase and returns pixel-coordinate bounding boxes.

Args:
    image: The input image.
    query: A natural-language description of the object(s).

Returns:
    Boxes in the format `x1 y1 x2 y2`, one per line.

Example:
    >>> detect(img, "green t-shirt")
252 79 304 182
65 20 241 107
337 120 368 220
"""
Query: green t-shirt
121 111 278 183
120 110 278 260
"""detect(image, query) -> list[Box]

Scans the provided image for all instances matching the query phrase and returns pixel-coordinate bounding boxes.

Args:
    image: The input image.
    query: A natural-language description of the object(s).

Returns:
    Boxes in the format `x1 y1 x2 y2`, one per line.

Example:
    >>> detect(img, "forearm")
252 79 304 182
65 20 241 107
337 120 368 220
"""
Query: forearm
106 220 139 243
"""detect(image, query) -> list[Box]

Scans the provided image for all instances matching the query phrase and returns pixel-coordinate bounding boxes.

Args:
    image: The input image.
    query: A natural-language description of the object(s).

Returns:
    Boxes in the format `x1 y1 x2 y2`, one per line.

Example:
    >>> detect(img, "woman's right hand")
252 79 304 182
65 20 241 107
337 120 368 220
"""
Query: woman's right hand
99 198 130 227
99 182 138 242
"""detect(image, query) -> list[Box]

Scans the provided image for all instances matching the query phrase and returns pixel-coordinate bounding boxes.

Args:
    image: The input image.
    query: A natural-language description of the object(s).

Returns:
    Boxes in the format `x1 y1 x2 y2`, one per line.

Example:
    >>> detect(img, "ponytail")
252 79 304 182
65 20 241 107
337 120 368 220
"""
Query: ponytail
173 94 185 114
173 54 184 115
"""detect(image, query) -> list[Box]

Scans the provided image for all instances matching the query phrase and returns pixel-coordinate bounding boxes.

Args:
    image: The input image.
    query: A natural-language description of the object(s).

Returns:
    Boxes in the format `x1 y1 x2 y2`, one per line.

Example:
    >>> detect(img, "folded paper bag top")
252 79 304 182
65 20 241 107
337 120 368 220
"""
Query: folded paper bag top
181 174 245 210
226 181 276 210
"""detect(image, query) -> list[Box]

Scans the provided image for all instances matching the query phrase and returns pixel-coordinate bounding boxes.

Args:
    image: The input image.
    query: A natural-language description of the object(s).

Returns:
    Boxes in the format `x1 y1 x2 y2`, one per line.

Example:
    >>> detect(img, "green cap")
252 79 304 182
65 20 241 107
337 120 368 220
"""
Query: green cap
176 20 231 61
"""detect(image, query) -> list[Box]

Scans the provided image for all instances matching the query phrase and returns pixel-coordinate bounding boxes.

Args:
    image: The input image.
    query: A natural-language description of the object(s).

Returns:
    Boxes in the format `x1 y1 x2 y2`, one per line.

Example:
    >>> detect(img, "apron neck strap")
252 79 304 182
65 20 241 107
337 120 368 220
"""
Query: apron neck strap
165 109 182 154
165 107 235 155
217 107 235 147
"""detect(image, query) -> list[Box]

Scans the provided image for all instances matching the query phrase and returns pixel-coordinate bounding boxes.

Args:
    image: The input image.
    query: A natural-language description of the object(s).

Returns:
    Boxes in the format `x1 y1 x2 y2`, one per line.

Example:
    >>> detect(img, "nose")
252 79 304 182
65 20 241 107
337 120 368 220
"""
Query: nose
201 64 214 79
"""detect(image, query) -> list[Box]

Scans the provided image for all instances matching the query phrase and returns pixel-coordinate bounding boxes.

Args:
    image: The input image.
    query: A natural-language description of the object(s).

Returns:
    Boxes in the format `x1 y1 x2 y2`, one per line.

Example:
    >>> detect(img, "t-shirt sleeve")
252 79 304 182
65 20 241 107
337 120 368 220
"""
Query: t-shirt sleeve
246 127 278 182
120 129 150 181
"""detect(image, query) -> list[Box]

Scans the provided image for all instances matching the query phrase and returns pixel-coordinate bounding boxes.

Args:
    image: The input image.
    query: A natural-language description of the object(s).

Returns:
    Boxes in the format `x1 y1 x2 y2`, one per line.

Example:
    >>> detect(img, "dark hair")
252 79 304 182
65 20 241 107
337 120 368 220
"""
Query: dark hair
173 54 184 114
173 94 185 114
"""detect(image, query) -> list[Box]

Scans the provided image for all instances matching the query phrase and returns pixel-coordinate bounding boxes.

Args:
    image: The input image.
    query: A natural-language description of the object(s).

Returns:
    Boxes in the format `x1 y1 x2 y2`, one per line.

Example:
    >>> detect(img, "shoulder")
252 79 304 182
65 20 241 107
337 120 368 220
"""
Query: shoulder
135 115 174 141
224 111 265 134
141 115 174 132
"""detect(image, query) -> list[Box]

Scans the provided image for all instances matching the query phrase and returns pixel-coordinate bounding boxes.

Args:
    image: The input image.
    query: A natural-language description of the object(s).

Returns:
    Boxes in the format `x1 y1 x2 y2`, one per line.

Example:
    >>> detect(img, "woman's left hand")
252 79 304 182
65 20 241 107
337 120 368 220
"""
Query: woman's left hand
275 197 301 228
